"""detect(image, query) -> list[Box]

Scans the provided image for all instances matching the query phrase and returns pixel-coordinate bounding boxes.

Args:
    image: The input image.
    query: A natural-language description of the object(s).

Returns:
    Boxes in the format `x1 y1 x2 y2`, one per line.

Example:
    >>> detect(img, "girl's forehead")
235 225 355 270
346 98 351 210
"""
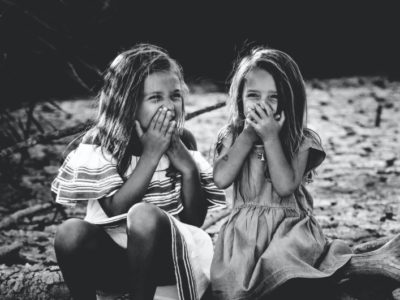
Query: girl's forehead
244 68 276 89
143 71 181 92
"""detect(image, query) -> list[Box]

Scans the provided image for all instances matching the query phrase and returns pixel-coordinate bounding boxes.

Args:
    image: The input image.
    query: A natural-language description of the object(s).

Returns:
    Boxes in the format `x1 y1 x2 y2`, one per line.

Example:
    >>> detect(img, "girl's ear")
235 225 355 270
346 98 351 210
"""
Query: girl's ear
278 111 286 127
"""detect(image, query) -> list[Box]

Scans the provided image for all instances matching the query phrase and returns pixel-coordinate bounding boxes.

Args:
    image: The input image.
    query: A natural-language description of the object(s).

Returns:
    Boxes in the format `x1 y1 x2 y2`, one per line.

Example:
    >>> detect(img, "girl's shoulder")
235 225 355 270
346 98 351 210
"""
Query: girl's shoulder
300 129 326 173
51 142 123 206
215 125 234 154
65 142 116 168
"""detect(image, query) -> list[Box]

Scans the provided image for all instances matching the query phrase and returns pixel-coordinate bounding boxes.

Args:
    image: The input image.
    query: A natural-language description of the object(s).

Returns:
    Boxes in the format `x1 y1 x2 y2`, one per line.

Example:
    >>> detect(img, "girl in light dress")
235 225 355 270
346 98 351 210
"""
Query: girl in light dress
52 43 225 300
210 46 400 300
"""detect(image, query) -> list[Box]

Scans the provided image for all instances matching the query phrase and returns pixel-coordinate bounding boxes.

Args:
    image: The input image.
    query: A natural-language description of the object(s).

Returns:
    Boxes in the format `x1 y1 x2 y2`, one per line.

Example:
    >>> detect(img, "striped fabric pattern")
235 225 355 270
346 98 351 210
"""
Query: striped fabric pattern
167 213 199 300
51 147 124 206
51 143 226 224
200 172 226 209
52 143 223 299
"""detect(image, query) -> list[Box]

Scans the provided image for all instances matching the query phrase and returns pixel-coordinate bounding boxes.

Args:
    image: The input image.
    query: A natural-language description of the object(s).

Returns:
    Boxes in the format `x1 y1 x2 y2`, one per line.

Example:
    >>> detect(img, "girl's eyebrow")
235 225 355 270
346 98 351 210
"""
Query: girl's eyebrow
245 89 277 94
144 91 162 97
245 89 261 93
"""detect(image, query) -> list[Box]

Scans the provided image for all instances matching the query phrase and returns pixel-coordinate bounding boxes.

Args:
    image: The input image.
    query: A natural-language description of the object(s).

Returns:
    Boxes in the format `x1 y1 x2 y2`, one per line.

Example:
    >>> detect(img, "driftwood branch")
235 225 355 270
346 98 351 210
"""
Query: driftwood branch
0 122 90 159
0 202 53 230
0 102 226 159
185 102 226 120
0 265 70 300
353 236 392 254
1 236 400 300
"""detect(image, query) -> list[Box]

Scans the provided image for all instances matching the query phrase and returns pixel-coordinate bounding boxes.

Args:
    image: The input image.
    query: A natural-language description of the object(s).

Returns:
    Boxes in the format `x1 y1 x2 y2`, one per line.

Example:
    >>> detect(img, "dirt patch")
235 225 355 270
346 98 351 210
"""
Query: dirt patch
0 76 399 286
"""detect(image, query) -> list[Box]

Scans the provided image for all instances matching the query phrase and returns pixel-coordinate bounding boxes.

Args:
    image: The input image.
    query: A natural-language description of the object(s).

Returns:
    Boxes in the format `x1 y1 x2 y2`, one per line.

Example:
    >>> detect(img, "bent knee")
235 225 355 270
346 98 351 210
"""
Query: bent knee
126 203 166 236
54 218 97 255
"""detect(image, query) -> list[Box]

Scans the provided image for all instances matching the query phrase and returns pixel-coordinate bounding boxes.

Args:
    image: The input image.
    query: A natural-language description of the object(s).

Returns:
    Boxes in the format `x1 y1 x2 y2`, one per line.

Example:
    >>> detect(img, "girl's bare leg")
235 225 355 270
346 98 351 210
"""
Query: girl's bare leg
54 219 130 300
126 202 175 300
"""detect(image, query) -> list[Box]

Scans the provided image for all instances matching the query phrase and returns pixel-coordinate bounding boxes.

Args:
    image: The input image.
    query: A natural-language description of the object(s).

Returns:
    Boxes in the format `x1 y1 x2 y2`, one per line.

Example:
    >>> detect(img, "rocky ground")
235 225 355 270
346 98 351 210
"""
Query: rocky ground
0 76 399 299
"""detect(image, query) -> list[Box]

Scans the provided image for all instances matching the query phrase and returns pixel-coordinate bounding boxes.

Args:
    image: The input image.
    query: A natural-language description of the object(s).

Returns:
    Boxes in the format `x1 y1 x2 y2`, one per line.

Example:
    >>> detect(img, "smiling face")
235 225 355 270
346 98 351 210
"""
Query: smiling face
242 68 278 115
136 71 184 130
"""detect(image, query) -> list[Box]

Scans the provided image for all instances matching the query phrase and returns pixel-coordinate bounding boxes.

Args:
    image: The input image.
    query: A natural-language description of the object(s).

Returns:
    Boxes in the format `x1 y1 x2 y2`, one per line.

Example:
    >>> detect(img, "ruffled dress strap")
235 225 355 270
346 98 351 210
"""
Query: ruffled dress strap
51 143 123 206
299 134 326 179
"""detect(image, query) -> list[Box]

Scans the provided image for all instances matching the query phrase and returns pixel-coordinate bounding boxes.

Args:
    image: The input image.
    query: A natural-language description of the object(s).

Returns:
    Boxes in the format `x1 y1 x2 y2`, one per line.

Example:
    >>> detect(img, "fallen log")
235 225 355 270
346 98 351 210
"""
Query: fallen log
0 202 53 230
0 265 69 300
1 234 400 299
353 236 392 254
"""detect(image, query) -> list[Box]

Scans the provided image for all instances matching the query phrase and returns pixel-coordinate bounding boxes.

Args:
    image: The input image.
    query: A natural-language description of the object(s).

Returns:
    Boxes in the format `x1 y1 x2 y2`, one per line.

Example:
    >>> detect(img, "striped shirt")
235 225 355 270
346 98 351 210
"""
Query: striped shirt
51 143 226 225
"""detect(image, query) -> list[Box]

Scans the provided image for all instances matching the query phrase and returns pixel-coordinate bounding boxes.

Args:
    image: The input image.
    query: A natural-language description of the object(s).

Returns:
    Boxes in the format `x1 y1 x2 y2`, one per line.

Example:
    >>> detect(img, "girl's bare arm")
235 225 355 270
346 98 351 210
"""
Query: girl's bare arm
264 136 309 196
248 102 309 196
99 108 175 216
167 132 207 227
179 165 207 227
213 127 256 189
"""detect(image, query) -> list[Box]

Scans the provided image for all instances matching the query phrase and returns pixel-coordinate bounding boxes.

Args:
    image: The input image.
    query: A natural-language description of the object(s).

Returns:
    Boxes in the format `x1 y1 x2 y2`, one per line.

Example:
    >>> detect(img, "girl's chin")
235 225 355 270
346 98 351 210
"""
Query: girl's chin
255 137 263 145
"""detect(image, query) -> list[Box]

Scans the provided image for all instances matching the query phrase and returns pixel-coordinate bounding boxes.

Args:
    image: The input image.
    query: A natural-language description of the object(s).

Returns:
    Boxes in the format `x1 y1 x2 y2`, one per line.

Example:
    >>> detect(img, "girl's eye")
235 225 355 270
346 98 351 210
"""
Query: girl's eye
149 95 162 102
172 93 182 101
269 95 278 103
246 93 259 99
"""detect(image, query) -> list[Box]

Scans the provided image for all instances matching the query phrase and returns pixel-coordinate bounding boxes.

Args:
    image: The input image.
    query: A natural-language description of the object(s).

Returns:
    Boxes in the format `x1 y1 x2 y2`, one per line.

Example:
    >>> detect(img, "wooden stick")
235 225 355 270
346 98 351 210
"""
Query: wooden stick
0 122 90 158
0 202 53 230
185 102 226 120
352 236 392 254
375 104 383 127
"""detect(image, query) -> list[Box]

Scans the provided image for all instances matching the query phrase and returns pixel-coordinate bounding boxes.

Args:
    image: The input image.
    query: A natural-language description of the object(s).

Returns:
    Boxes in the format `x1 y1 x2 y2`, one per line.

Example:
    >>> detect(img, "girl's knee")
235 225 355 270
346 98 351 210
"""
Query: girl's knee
54 218 97 256
126 202 166 237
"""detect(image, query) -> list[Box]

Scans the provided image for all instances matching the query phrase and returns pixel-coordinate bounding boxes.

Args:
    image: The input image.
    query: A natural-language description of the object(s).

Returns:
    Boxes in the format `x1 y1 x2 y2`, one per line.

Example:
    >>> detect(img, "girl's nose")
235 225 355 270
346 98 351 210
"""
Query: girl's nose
164 99 175 111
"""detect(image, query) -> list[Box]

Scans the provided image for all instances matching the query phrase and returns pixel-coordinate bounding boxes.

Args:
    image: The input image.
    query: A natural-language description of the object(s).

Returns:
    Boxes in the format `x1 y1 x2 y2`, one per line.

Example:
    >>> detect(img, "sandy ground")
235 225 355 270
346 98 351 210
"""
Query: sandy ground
0 76 399 274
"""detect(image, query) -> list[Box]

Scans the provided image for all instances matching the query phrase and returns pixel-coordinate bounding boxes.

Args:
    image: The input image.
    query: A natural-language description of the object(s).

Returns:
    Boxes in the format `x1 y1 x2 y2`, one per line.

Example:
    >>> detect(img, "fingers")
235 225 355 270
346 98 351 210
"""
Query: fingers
247 108 261 123
135 120 144 138
161 110 174 135
254 103 269 119
246 117 257 129
155 107 169 131
258 102 273 116
166 120 176 138
149 107 163 130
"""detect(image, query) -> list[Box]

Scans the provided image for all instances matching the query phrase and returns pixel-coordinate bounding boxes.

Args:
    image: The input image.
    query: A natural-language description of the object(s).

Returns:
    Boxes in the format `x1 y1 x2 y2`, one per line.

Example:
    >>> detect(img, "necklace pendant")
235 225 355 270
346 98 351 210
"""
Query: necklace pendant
257 152 265 161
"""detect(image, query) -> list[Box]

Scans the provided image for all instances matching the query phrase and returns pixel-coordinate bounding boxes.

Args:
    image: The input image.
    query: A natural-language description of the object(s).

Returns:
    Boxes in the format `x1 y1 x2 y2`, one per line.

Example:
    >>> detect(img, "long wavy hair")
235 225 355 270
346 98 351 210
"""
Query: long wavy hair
84 43 188 176
217 46 321 190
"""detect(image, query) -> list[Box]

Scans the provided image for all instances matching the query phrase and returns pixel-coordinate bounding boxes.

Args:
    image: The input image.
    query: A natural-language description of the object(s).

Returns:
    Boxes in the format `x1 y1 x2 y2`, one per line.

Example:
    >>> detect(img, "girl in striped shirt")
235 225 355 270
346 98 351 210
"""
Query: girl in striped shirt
52 43 225 300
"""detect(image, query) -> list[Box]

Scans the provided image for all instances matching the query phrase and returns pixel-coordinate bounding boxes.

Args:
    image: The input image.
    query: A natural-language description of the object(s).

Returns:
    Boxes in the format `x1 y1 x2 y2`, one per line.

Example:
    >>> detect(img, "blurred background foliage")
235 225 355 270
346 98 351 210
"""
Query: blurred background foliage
0 0 399 148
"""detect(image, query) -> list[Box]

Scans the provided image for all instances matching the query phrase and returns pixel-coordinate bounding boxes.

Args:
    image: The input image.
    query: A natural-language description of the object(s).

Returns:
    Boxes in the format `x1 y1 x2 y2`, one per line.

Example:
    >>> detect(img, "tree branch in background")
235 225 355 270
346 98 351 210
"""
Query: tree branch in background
0 102 226 159
0 202 54 230
185 101 226 120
